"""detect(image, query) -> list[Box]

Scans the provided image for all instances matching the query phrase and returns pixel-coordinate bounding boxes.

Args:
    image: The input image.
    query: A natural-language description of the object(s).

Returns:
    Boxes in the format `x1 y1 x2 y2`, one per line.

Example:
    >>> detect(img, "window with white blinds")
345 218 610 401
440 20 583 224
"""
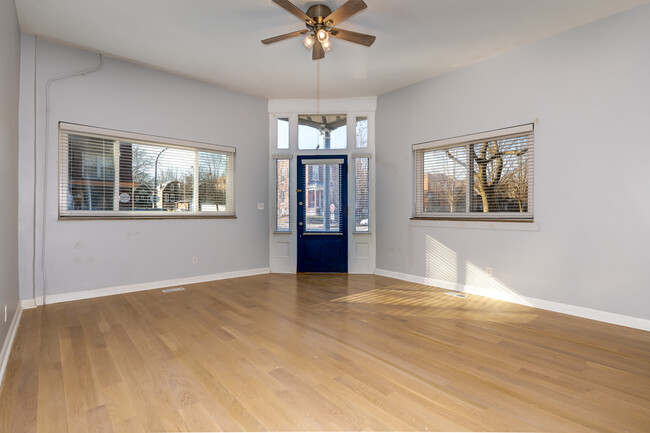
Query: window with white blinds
59 123 235 218
275 158 290 231
354 157 370 231
413 124 534 220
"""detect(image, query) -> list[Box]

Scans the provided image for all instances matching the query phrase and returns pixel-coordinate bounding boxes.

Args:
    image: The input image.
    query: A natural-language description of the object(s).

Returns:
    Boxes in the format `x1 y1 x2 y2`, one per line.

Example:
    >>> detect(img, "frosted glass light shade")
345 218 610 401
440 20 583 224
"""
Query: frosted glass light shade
316 29 329 43
303 34 315 49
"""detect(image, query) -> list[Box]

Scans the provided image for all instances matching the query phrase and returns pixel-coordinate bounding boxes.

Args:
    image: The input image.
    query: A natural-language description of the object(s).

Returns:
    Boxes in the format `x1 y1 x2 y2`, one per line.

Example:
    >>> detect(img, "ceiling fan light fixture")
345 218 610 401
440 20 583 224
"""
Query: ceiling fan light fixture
316 28 329 43
262 0 375 60
303 34 315 49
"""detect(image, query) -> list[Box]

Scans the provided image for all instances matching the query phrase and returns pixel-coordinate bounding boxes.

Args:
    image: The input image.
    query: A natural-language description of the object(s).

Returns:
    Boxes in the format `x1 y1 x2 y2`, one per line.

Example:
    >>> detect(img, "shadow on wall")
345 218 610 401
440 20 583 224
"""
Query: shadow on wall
425 234 529 305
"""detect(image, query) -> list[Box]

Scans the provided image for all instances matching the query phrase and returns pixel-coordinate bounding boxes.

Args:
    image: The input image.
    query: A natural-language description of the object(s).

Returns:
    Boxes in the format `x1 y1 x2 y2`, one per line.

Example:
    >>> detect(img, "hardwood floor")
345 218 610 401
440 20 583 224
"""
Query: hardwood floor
1 273 649 432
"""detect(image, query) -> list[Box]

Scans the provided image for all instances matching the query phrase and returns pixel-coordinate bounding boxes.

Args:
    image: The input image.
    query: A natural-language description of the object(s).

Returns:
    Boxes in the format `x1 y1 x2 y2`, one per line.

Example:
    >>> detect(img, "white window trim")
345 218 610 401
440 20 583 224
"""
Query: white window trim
413 124 532 151
60 123 235 154
411 219 539 231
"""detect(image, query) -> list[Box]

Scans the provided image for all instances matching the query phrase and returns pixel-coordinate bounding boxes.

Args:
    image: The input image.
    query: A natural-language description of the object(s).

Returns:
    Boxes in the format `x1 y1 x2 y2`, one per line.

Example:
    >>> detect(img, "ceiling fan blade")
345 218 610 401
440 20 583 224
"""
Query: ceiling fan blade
312 41 325 60
324 0 367 26
330 28 376 47
262 29 308 45
272 0 313 24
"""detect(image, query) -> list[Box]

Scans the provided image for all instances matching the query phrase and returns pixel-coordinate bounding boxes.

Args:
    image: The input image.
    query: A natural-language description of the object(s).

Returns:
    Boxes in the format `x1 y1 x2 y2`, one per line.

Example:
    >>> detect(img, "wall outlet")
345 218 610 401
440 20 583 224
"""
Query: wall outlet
257 203 264 210
192 256 198 264
486 267 493 276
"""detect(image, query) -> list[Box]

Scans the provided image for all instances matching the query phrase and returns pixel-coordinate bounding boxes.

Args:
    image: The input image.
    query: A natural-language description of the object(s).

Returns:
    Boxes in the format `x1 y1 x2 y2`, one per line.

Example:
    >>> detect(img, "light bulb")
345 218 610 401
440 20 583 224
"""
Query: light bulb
316 28 329 43
303 34 315 49
322 40 332 52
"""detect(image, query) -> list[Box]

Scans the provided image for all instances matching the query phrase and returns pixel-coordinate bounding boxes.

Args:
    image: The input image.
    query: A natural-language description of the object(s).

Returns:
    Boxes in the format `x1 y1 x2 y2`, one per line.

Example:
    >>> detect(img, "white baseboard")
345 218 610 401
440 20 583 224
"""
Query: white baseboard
375 268 650 331
21 267 271 308
0 302 22 390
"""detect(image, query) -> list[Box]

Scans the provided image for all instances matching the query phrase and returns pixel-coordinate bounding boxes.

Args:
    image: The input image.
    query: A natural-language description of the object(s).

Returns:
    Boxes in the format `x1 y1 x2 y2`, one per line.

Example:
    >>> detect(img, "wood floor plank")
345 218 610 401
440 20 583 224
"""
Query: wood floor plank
36 361 68 433
59 337 89 433
1 309 41 433
1 274 649 432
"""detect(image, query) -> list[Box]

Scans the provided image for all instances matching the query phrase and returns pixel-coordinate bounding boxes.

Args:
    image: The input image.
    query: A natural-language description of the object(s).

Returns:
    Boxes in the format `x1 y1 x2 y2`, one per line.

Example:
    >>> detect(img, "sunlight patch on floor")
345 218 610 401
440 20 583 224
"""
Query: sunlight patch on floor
325 287 537 322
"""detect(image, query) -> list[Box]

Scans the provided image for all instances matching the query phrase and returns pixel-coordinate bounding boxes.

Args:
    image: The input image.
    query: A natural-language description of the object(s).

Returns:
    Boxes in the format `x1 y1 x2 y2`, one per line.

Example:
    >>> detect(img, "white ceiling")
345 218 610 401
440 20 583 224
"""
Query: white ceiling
15 0 649 99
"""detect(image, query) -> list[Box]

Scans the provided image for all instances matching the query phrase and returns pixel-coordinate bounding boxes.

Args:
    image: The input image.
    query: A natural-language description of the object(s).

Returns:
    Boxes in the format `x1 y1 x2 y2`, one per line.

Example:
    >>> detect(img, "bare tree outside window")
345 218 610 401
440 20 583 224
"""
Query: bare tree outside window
415 126 533 220
471 138 529 212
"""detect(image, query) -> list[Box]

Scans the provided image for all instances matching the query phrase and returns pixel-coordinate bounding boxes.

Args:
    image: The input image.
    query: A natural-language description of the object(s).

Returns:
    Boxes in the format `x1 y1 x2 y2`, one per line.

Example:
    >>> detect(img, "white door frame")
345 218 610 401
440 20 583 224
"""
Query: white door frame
268 97 376 274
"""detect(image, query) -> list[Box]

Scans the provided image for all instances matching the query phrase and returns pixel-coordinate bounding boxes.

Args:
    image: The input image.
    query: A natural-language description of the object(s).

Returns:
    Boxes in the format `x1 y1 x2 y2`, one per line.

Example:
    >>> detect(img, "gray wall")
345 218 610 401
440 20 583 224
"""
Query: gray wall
0 0 21 343
376 4 650 319
18 39 269 300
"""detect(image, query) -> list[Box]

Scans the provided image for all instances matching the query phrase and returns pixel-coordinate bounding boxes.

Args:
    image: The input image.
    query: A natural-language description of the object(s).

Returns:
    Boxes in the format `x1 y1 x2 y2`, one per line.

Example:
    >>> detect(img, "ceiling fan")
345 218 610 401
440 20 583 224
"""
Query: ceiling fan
262 0 376 60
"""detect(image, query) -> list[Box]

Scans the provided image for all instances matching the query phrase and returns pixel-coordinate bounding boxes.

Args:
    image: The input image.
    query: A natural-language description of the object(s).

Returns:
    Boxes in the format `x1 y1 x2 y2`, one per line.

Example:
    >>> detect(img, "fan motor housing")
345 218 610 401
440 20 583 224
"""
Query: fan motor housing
306 4 332 22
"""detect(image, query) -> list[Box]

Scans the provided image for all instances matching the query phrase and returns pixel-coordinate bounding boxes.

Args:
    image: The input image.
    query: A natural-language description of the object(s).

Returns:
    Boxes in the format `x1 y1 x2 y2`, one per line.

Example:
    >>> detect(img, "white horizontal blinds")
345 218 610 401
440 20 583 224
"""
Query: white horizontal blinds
471 133 533 214
60 133 116 212
133 143 194 211
414 124 534 220
303 162 343 232
354 158 369 231
420 146 468 213
59 124 235 217
197 150 234 212
275 159 290 231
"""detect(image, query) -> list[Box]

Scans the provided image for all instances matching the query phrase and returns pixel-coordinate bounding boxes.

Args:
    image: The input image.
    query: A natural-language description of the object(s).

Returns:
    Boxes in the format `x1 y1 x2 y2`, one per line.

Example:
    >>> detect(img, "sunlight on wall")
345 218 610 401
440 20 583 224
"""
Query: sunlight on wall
465 261 529 305
424 235 461 289
425 234 530 305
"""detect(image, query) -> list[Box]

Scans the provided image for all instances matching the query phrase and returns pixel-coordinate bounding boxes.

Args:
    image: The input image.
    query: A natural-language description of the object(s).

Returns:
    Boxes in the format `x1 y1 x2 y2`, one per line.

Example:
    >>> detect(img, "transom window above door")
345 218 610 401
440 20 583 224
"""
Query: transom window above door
298 114 347 150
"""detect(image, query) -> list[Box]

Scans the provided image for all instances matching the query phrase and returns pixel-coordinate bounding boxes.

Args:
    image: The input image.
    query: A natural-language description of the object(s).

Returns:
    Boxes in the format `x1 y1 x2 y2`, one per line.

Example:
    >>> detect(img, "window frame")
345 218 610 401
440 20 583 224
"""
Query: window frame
352 154 371 233
297 113 348 150
355 116 368 149
58 122 236 219
276 117 290 149
412 124 534 222
273 155 292 233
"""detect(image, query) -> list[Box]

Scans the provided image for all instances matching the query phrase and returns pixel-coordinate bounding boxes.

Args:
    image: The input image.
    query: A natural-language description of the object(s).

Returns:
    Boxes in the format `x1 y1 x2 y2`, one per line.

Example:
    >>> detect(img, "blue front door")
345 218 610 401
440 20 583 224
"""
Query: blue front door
297 155 348 273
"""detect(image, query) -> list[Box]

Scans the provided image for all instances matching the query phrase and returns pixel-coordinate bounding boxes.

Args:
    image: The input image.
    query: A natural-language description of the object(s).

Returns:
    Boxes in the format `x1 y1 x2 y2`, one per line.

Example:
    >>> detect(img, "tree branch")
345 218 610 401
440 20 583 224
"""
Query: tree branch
445 150 467 168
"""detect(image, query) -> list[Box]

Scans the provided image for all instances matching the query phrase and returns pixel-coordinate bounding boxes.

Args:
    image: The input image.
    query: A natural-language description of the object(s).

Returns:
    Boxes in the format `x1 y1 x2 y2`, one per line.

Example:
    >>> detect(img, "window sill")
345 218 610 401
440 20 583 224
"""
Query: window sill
273 231 292 234
410 218 538 231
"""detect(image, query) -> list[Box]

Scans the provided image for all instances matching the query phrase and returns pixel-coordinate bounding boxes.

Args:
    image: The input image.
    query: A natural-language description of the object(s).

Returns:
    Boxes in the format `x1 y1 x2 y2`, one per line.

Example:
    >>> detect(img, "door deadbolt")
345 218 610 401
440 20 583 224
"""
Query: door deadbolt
299 201 303 206
298 222 303 226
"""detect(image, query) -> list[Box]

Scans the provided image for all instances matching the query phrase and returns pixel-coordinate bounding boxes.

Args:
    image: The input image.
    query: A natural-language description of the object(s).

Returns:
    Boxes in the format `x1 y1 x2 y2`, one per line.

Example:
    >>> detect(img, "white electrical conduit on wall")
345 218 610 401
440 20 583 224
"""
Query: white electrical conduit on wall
37 51 104 306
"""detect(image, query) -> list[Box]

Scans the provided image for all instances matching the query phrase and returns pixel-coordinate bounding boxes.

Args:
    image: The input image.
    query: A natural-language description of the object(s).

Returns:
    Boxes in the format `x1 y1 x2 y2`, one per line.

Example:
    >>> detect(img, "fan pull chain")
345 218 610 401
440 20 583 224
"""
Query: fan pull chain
316 58 320 114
